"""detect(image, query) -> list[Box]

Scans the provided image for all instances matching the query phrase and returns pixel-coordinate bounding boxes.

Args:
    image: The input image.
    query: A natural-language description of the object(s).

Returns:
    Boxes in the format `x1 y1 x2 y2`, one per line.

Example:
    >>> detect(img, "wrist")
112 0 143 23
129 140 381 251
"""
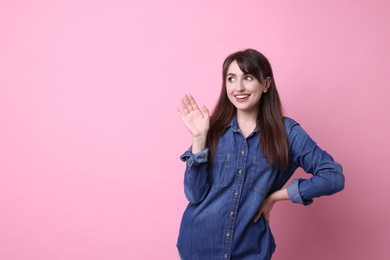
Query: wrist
192 130 208 139
192 135 207 154
269 189 289 202
192 133 207 140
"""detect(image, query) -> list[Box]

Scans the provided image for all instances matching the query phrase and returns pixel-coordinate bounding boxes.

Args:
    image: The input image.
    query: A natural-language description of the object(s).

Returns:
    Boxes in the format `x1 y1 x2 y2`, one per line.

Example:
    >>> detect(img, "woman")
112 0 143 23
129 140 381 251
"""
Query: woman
176 49 345 259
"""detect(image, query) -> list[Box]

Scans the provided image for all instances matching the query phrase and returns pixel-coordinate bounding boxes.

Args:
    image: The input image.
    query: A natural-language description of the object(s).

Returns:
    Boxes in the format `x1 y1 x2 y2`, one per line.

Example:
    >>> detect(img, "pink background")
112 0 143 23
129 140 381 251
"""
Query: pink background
1 0 389 259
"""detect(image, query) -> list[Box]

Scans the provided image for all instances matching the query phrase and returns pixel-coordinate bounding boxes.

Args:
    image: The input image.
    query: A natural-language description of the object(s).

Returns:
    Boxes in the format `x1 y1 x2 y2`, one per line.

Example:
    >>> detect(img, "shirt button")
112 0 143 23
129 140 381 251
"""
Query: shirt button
224 253 229 258
240 151 245 156
234 191 239 196
238 169 243 175
226 232 230 237
230 211 234 216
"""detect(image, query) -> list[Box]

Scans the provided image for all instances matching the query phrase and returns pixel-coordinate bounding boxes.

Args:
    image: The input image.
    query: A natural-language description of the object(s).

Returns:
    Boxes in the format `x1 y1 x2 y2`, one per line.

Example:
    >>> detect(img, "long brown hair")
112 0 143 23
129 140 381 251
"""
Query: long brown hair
206 49 289 169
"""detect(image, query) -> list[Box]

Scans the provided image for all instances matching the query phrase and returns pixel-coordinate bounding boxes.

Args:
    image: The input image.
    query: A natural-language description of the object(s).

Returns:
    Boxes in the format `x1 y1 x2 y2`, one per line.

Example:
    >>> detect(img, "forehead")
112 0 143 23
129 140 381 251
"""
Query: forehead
227 60 245 75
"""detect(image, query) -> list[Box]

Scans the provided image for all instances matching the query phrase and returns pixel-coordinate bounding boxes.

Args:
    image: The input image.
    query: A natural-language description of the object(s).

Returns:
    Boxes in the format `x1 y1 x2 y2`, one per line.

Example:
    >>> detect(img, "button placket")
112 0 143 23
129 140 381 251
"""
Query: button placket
222 137 248 260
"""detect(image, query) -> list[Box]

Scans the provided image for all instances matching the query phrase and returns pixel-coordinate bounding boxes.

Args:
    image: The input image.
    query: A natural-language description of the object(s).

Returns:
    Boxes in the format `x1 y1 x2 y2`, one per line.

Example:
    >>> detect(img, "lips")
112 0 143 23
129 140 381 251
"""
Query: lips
235 94 250 102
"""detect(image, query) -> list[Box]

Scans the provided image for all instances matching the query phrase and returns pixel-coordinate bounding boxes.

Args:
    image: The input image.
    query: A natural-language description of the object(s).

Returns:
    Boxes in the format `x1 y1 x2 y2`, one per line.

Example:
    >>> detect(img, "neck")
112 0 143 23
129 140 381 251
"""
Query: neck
236 109 258 124
236 110 258 137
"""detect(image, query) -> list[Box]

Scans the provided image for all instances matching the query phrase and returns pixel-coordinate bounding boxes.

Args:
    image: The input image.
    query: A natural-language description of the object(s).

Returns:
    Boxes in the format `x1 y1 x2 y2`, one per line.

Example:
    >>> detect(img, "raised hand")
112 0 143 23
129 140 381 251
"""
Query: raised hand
177 94 210 137
177 94 210 153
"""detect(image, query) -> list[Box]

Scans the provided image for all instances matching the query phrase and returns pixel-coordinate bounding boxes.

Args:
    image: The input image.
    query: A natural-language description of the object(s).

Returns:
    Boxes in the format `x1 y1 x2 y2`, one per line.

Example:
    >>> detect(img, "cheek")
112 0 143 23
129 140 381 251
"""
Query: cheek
252 88 264 103
226 92 235 103
226 85 235 96
225 86 232 97
251 84 265 95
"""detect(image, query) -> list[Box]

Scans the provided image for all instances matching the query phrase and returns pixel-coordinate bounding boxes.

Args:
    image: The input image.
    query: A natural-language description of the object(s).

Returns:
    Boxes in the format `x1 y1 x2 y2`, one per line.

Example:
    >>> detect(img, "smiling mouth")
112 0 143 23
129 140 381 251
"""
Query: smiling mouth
235 94 250 101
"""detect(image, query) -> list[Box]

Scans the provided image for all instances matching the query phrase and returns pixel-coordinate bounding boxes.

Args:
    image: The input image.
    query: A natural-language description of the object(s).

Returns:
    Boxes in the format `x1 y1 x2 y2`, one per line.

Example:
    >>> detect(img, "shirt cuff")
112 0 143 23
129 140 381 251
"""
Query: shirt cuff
180 148 209 168
287 179 313 206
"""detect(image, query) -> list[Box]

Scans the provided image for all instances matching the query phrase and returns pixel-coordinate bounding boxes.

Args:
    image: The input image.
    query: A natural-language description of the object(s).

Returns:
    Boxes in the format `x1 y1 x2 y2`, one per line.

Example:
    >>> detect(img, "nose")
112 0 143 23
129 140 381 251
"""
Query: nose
236 80 245 92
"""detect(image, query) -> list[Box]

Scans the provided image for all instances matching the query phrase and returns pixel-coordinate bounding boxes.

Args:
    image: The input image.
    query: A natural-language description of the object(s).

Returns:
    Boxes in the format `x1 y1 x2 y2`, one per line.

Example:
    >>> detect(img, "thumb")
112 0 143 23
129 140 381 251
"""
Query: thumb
253 209 262 223
202 105 210 117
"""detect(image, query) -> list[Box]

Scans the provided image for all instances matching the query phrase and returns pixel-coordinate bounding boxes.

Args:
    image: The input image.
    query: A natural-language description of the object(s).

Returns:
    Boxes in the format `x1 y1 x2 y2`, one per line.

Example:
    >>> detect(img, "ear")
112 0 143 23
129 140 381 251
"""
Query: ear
263 77 271 93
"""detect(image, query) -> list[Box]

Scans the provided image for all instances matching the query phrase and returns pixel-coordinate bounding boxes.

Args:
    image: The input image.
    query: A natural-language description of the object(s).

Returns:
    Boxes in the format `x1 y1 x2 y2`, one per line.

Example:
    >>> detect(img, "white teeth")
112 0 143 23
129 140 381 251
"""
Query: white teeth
236 95 249 99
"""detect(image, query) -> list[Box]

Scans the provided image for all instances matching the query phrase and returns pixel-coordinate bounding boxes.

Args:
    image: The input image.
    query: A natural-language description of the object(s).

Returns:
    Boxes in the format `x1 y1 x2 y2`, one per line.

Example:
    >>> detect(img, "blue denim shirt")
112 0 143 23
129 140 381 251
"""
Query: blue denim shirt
177 117 344 260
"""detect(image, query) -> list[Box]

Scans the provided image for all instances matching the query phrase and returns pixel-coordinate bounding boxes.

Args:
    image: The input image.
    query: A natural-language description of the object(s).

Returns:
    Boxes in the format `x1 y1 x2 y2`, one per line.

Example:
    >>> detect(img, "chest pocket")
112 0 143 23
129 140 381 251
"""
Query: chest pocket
249 157 272 195
209 154 231 190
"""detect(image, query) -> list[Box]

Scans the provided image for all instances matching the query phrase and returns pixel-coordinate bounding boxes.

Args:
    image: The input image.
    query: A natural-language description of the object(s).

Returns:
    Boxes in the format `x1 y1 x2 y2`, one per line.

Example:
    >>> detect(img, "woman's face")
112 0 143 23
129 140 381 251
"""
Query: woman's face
225 60 270 115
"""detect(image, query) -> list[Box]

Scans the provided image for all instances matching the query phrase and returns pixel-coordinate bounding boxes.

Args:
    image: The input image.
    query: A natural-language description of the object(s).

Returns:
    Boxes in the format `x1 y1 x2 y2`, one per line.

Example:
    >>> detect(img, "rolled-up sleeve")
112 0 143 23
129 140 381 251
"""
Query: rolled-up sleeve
180 148 210 204
286 122 345 206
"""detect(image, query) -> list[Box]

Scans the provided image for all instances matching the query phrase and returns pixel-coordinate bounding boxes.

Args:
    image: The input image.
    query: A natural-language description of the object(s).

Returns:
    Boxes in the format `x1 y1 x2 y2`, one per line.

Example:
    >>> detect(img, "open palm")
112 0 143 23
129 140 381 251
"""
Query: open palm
177 94 210 137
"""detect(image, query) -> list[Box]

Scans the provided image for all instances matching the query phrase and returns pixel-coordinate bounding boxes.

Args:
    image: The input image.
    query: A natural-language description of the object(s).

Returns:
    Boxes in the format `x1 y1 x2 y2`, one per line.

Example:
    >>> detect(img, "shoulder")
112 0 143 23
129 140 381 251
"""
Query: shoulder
283 116 300 133
283 117 316 145
283 116 312 141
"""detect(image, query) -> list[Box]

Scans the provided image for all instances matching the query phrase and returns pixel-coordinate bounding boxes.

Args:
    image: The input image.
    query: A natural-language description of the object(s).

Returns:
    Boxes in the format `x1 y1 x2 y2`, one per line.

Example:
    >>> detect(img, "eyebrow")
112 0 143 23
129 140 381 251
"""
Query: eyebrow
227 72 252 77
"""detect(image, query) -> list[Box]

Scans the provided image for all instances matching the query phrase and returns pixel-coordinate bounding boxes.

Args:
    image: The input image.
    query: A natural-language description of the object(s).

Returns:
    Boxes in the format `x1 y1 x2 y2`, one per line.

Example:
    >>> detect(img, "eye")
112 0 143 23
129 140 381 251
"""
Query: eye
244 75 253 81
227 76 236 82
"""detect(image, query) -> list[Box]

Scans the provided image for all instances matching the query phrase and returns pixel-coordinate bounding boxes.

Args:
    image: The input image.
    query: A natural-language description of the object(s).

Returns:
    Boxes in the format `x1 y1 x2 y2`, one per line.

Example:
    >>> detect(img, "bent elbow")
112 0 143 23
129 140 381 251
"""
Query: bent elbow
334 172 345 192
329 164 345 194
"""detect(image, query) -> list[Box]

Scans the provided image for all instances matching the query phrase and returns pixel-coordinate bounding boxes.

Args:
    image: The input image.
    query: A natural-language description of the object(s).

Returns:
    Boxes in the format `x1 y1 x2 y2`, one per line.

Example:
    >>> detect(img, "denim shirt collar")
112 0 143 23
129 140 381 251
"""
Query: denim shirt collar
228 116 259 134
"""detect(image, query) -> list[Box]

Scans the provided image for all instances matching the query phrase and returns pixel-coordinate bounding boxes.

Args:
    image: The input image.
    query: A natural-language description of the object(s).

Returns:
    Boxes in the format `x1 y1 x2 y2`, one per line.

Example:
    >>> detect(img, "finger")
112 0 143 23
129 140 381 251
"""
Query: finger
202 105 210 117
253 210 262 223
188 94 200 111
181 98 190 115
176 107 184 118
263 212 270 223
183 94 195 111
